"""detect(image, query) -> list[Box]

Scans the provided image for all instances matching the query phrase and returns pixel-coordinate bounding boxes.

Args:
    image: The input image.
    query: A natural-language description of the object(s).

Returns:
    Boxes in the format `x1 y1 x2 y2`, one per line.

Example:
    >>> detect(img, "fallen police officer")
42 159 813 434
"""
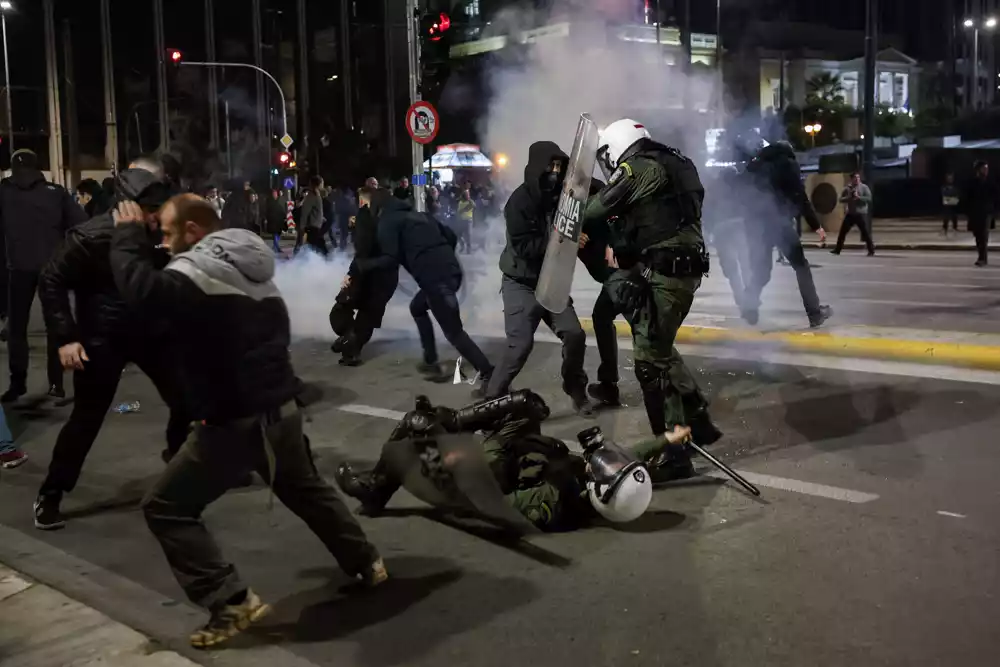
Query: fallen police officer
335 391 691 532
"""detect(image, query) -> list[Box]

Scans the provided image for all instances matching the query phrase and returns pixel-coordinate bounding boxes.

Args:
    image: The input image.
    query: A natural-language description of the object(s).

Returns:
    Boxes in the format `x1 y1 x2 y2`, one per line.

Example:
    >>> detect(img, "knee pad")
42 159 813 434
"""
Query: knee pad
634 361 664 393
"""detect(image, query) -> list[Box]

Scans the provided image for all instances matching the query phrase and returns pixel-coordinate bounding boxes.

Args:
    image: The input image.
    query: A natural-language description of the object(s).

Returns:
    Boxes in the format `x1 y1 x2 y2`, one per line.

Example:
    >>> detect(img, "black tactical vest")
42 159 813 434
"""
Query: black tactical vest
616 141 705 254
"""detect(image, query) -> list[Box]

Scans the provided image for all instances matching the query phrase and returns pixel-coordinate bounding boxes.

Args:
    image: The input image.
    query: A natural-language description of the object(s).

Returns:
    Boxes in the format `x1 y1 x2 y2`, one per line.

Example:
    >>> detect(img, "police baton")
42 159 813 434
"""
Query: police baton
687 440 761 497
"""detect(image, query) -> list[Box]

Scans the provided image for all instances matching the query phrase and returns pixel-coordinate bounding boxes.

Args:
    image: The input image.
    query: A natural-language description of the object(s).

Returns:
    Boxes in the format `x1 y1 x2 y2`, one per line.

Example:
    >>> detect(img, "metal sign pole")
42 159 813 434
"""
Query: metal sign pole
406 0 425 212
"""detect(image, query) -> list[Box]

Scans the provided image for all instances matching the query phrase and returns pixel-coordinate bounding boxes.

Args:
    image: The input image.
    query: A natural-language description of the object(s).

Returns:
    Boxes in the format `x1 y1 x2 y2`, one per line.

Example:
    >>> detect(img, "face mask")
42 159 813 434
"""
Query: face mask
541 171 562 192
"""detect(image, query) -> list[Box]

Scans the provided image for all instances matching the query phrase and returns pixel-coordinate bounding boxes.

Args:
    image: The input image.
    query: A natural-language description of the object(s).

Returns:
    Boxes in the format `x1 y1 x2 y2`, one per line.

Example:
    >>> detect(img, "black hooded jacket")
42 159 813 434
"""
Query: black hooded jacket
745 142 820 231
39 168 174 348
357 196 460 287
0 168 87 272
498 141 569 287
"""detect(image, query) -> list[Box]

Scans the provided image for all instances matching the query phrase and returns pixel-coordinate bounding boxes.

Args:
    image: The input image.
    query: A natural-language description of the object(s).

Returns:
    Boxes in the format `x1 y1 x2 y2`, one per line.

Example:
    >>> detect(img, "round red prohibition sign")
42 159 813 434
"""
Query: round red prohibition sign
406 101 440 145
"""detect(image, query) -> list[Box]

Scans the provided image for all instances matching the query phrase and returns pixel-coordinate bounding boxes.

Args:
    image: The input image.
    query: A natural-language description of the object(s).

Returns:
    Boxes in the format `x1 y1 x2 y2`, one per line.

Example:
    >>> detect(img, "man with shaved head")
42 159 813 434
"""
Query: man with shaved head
110 193 385 649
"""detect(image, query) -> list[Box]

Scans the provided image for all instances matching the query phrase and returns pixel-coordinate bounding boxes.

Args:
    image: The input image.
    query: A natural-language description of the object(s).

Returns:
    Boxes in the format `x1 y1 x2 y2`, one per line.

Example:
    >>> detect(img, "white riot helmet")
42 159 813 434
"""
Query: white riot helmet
578 427 652 523
597 119 652 180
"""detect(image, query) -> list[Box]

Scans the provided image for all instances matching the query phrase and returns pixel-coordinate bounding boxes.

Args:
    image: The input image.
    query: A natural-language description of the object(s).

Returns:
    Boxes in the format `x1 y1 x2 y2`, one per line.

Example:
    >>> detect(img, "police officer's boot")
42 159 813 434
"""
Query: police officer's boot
335 463 395 515
647 445 696 484
587 382 622 407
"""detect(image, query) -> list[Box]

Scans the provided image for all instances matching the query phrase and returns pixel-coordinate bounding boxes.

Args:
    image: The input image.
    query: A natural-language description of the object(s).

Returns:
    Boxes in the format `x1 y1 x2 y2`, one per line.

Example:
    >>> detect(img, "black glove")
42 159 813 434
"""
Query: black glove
620 262 652 321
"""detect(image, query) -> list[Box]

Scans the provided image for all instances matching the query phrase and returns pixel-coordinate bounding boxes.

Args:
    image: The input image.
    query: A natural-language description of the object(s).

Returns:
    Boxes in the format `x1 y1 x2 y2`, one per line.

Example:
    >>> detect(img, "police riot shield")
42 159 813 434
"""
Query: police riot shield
536 113 600 313
381 433 539 535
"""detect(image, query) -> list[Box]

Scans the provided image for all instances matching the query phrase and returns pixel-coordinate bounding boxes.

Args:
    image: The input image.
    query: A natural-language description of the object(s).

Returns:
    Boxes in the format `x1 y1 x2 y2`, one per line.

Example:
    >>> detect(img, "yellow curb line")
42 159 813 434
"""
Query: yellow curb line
578 318 1000 371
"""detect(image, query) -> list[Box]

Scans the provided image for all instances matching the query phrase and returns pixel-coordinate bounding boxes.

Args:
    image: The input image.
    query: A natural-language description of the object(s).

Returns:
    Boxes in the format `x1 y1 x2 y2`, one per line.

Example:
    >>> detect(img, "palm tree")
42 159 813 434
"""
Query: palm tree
806 72 846 104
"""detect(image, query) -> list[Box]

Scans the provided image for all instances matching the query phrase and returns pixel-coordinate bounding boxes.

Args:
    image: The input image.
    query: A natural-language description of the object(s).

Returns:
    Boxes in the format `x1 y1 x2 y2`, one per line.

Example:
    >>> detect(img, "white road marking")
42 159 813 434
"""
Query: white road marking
336 402 881 504
705 471 879 503
937 511 967 519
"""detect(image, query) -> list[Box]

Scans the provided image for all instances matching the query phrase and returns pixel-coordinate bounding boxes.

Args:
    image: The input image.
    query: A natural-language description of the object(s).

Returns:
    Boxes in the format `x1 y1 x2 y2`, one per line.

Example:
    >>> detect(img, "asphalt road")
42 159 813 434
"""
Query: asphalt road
279 246 1000 341
1 333 999 667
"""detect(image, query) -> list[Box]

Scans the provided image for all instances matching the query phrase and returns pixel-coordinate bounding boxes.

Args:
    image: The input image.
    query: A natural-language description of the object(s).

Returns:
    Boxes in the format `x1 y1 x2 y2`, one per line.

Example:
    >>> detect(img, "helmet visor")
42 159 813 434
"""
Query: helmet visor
596 145 615 181
587 442 643 504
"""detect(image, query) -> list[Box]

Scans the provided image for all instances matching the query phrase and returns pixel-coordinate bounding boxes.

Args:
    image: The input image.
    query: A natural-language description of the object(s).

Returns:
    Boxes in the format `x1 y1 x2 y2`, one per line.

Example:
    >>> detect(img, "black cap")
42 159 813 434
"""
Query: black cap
10 149 38 170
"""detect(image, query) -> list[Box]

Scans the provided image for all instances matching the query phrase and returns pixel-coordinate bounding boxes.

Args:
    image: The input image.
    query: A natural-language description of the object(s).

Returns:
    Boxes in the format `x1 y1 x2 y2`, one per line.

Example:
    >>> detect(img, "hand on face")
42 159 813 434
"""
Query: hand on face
113 200 146 227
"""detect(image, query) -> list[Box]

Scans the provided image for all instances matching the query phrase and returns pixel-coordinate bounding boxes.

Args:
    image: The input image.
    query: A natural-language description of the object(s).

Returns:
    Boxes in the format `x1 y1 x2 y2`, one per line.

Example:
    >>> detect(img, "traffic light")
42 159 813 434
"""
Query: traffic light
421 12 451 42
167 49 182 65
278 151 291 166
419 12 452 104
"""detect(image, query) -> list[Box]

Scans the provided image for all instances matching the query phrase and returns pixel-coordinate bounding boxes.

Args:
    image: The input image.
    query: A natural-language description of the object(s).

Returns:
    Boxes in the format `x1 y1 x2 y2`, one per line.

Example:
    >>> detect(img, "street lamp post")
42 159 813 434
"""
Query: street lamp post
804 123 822 148
178 61 289 146
964 17 997 109
1 1 14 154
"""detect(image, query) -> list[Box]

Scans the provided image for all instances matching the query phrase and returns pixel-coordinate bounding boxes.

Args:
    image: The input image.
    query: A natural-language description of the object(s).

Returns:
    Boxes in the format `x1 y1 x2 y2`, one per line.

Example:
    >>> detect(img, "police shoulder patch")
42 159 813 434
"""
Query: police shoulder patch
608 162 632 186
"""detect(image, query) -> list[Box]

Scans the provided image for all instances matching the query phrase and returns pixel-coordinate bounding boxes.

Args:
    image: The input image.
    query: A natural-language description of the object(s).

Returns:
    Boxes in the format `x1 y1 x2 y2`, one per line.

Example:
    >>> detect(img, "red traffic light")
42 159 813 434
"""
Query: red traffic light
278 152 291 165
168 49 182 63
427 12 451 41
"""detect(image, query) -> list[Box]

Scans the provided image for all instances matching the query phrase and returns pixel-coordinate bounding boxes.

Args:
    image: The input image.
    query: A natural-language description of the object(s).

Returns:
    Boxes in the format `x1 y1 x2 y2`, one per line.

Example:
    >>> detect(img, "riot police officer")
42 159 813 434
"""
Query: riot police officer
582 119 722 481
334 391 686 531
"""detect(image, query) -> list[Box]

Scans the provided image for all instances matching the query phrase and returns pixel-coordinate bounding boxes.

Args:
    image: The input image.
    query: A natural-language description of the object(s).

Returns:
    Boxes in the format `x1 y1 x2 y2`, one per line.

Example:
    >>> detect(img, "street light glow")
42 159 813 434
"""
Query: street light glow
965 18 975 28
0 2 12 10
987 17 997 28
495 153 509 168
326 74 339 81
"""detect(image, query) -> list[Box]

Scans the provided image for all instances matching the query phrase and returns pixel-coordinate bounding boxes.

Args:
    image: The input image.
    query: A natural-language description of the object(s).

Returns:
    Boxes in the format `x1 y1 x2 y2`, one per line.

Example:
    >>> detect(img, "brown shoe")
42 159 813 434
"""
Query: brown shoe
190 589 271 649
359 558 389 587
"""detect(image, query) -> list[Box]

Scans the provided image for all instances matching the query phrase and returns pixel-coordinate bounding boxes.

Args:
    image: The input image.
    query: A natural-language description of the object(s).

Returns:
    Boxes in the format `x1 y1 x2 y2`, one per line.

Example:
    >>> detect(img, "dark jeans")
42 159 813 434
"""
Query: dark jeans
745 219 822 317
592 285 620 385
409 275 492 376
943 208 959 231
7 270 63 389
973 226 990 264
272 233 282 253
39 339 192 496
142 405 379 610
304 228 329 256
486 276 587 398
711 218 752 308
834 213 875 253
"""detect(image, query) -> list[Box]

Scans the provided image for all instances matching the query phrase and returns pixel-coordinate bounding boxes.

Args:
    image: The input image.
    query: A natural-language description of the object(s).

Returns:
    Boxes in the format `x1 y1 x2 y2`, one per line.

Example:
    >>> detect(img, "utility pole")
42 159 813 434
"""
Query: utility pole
384 0 397 158
204 0 220 149
295 0 310 168
862 0 877 186
62 19 80 186
340 0 353 130
100 0 118 168
153 0 170 152
252 0 266 146
406 0 424 212
42 0 63 184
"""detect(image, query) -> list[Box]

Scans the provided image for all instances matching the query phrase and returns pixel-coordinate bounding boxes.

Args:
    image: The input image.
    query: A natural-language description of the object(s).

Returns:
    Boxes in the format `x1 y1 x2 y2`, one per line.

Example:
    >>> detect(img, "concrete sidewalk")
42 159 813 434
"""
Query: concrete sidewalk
0 564 199 667
581 319 1000 371
804 218 998 251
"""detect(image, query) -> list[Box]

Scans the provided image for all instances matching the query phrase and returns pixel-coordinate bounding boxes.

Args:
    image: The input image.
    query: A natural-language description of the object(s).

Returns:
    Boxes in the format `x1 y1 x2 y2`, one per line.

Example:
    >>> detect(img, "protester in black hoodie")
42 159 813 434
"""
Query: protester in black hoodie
355 191 493 391
485 141 593 415
0 149 88 402
33 158 192 530
329 186 399 365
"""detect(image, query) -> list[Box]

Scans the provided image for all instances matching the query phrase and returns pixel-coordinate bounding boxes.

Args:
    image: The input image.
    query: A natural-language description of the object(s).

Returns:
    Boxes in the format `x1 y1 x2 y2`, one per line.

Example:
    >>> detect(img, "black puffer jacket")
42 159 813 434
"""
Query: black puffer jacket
0 168 87 272
359 196 460 287
498 141 568 287
39 169 173 348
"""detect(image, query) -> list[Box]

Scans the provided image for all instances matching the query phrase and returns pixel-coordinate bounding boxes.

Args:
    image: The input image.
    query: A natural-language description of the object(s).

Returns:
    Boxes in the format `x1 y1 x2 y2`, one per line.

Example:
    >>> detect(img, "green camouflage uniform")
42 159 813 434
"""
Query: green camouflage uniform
583 141 708 450
482 431 592 532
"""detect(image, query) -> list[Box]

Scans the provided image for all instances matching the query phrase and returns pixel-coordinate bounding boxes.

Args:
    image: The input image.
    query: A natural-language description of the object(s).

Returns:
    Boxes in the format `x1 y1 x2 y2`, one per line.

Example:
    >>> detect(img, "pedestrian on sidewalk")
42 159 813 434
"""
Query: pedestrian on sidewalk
110 193 386 649
941 172 960 234
964 160 995 266
0 149 88 403
831 172 875 256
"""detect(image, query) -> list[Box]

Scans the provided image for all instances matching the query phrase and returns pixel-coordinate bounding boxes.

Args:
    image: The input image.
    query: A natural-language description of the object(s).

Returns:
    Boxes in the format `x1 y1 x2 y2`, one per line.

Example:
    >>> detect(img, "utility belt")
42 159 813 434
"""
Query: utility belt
644 247 711 277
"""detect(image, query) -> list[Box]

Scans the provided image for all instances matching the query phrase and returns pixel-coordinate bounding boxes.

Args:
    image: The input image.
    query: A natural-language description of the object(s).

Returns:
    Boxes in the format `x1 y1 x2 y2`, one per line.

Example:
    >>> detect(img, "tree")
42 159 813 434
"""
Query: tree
806 72 846 106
